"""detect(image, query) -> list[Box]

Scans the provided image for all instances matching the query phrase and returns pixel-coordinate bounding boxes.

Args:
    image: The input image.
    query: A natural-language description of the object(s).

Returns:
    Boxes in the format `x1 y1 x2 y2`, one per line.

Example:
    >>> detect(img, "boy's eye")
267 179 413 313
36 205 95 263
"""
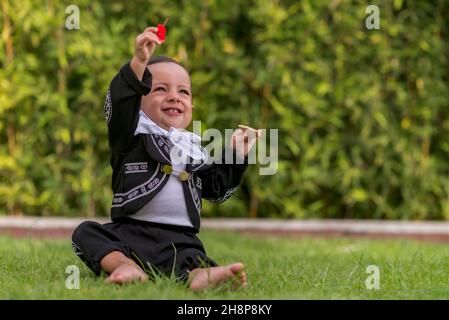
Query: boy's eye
180 89 190 95
154 87 166 92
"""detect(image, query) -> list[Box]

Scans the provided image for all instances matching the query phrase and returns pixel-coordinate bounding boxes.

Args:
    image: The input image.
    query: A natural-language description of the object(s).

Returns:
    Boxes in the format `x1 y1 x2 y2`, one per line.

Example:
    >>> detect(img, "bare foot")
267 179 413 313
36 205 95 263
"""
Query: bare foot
105 263 148 285
188 263 247 292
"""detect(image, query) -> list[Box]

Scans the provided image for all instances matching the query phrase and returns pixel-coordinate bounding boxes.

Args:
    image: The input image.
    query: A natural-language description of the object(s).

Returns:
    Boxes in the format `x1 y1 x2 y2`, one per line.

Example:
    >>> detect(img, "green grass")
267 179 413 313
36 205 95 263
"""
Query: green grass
0 230 448 299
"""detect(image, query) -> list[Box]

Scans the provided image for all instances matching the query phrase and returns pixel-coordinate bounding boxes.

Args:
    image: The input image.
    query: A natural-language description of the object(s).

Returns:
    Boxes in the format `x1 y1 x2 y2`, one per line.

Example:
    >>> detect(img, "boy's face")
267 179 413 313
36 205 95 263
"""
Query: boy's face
141 62 193 131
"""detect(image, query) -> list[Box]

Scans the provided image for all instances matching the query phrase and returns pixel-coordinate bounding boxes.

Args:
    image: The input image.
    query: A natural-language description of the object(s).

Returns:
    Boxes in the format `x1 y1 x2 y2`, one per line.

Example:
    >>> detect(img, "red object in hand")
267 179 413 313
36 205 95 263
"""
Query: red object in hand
156 18 169 42
156 24 166 42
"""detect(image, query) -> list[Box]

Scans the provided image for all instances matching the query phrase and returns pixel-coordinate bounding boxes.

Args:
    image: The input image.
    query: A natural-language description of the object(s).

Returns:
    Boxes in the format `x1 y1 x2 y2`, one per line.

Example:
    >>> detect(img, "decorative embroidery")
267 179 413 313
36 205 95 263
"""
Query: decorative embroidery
112 176 165 207
125 162 148 174
150 135 171 163
196 177 202 189
158 138 170 154
71 242 83 256
104 89 112 124
112 163 167 207
206 186 238 203
188 174 201 214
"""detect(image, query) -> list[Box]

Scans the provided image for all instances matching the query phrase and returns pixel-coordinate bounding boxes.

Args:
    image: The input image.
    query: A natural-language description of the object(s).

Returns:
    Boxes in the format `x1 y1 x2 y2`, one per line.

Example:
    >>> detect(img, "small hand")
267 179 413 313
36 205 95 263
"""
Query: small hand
230 125 262 157
134 26 162 64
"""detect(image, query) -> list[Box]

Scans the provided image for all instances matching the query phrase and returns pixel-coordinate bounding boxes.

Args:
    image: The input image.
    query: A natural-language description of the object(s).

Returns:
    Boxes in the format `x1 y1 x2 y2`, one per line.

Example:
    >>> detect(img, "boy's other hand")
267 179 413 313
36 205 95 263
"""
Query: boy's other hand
230 127 262 158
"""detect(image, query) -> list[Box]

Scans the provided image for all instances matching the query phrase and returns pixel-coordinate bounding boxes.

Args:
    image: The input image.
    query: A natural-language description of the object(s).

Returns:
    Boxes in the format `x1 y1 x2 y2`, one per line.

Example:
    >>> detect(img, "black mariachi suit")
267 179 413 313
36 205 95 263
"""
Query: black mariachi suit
107 61 248 232
71 61 248 279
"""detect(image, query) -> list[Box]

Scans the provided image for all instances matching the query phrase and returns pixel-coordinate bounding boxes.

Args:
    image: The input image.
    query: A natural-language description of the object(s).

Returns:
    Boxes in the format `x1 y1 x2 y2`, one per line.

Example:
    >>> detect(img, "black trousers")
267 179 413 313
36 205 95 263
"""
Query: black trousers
71 217 217 281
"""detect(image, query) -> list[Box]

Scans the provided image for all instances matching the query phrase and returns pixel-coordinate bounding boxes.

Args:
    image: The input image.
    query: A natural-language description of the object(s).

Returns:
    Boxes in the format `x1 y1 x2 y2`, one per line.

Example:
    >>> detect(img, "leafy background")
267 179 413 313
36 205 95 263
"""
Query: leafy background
1 0 448 220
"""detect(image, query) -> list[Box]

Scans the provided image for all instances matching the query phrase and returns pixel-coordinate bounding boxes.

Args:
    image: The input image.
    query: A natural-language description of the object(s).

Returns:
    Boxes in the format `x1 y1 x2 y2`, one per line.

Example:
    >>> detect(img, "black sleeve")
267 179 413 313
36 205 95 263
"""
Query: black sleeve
104 61 152 154
198 147 248 203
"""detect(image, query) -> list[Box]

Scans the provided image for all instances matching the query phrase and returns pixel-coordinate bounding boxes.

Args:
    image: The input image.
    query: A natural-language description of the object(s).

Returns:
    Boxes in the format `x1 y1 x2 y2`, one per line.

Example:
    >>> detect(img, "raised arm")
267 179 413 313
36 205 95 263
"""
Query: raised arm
105 27 162 153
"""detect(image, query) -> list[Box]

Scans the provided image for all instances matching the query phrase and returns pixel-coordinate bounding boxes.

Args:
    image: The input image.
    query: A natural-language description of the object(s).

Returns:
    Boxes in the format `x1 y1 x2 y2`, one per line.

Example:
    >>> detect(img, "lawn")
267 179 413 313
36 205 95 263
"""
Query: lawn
0 230 448 299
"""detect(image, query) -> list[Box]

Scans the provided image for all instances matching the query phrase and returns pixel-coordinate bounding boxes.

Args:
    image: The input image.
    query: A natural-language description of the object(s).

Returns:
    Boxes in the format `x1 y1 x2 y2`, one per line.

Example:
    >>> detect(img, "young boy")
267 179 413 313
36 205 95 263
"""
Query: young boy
71 26 261 291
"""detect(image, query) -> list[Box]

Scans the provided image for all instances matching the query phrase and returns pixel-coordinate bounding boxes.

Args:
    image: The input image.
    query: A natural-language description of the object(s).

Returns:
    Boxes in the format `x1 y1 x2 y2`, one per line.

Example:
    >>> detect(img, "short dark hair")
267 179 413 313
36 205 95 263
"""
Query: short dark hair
147 56 187 71
147 56 192 90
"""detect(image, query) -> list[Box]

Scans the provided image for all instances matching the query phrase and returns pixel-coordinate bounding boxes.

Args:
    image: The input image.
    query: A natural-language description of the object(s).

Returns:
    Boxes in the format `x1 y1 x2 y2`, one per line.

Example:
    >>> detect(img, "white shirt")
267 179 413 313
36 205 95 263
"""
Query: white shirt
129 111 194 228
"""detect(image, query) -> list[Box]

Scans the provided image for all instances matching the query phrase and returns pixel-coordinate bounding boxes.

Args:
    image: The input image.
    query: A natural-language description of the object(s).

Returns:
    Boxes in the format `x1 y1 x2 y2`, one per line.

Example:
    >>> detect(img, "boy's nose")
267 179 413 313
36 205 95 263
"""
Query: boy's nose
166 92 180 102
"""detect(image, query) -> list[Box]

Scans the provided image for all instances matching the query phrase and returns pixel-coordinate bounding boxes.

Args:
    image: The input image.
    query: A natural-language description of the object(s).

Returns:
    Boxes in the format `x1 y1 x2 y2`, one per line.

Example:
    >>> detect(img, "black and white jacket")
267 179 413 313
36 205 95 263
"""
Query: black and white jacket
103 61 248 232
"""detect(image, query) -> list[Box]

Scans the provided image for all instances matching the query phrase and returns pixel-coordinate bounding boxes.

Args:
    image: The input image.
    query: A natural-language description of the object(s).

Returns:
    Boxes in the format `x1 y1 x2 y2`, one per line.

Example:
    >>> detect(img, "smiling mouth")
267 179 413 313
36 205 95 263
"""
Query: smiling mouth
162 108 183 116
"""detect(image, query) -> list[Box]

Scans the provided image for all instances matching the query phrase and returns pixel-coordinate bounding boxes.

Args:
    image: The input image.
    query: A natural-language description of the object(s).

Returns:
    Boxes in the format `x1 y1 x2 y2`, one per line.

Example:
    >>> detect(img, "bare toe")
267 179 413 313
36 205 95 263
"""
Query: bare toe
240 271 247 287
105 264 147 285
188 263 247 292
229 263 245 274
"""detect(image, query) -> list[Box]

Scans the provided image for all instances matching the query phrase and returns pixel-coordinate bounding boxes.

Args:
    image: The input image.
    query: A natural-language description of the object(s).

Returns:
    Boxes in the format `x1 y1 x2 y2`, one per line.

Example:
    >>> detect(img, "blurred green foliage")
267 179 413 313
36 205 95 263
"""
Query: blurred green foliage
0 0 448 219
